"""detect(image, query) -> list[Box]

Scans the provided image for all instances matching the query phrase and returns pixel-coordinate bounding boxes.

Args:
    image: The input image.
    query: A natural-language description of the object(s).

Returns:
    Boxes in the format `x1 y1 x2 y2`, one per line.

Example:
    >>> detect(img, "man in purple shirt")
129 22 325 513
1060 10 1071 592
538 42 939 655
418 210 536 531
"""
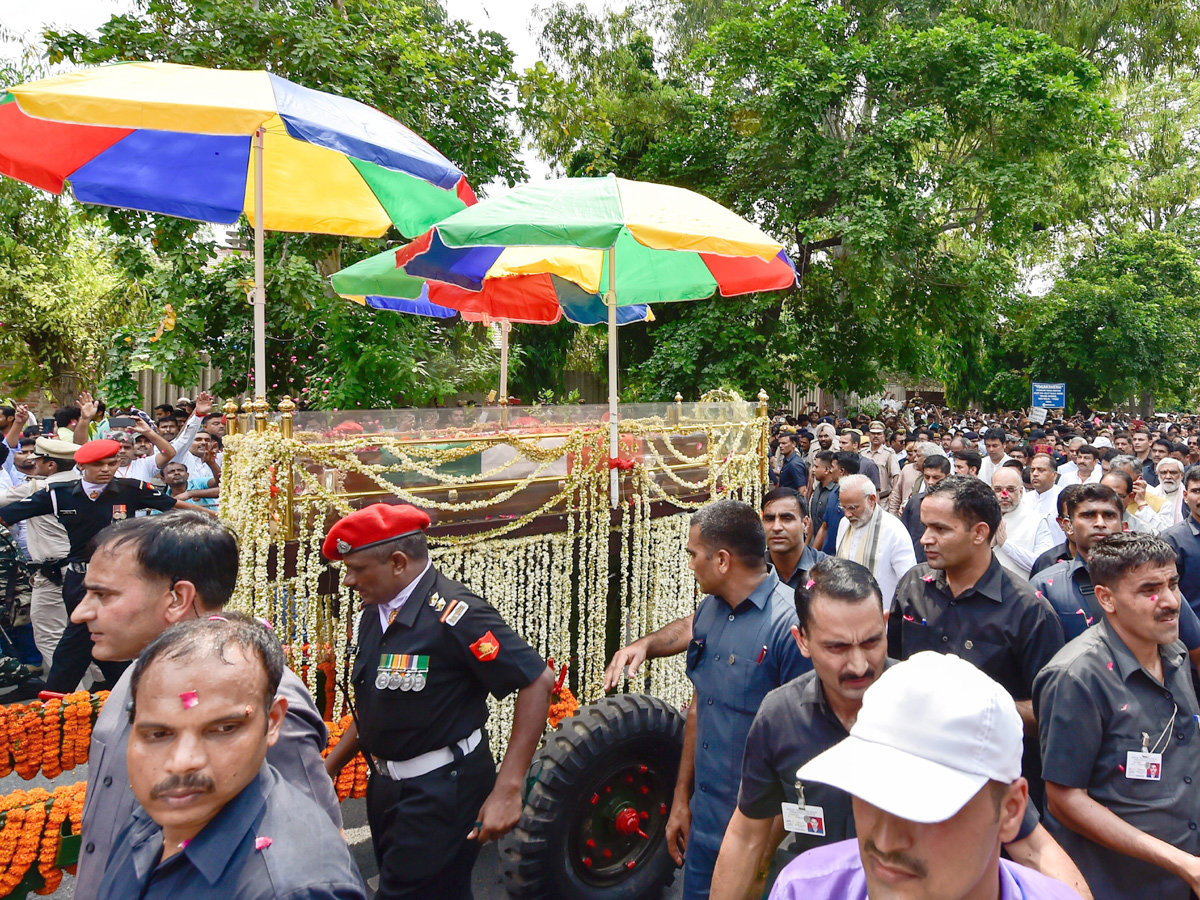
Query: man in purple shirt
768 652 1085 900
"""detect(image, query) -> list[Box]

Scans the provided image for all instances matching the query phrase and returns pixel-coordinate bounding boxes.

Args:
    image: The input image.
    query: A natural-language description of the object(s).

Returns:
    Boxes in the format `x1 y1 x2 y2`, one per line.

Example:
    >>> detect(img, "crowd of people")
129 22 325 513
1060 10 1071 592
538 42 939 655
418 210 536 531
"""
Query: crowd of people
604 401 1200 900
0 392 1197 899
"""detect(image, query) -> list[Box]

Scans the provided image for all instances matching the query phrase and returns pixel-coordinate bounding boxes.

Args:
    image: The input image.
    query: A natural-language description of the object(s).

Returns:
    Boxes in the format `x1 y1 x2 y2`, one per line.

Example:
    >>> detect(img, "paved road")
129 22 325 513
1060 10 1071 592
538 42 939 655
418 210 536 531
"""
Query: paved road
11 765 685 900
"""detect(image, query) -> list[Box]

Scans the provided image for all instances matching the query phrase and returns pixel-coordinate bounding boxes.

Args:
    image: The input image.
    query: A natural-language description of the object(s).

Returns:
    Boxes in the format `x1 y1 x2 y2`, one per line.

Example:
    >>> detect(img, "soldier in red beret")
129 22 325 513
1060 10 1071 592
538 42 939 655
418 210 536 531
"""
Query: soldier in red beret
322 502 553 900
0 438 204 692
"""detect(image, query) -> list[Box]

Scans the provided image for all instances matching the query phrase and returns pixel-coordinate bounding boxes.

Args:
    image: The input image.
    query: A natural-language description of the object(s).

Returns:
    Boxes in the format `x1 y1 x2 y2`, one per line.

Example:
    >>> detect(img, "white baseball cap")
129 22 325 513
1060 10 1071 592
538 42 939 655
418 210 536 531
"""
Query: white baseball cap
796 652 1023 823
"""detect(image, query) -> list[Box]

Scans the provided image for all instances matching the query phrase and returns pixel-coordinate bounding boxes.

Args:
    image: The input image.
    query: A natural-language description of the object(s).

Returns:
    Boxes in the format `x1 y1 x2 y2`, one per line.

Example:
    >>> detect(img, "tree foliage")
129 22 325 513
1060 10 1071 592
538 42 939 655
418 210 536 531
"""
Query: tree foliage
520 0 1114 400
982 231 1200 409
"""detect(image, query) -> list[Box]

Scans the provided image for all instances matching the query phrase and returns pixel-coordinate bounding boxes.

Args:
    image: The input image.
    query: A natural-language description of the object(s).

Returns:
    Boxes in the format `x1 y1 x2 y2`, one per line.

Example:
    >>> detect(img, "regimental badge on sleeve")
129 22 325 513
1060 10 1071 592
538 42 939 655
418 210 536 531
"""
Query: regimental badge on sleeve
469 630 500 662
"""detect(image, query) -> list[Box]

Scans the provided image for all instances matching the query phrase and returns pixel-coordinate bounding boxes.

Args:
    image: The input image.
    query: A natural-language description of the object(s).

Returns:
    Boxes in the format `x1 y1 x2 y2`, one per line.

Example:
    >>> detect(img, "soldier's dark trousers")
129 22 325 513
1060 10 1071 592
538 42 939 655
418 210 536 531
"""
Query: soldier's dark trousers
367 738 496 900
45 569 127 692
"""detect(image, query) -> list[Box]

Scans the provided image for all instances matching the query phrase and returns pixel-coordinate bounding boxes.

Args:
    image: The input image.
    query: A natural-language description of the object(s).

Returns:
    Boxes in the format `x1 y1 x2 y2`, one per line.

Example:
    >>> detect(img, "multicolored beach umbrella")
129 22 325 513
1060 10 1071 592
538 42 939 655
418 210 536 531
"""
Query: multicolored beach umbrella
414 174 797 501
330 245 652 401
0 61 474 397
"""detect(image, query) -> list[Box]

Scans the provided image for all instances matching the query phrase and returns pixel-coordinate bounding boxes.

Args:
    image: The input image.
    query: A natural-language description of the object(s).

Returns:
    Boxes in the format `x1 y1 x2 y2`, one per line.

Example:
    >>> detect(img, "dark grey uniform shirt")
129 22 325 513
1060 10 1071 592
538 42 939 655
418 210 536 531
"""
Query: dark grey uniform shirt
74 665 341 900
1034 618 1200 900
1162 514 1200 617
97 762 365 900
737 662 1037 863
1033 557 1200 649
887 555 1065 701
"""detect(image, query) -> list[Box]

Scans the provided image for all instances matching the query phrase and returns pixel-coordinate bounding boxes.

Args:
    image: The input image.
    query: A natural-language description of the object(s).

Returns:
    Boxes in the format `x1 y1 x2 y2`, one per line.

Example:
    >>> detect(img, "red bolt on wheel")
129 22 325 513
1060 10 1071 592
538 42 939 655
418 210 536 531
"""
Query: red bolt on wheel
659 803 668 815
639 785 650 794
583 857 593 868
615 807 650 840
591 794 599 805
639 765 649 773
626 860 637 870
603 849 613 859
585 838 595 849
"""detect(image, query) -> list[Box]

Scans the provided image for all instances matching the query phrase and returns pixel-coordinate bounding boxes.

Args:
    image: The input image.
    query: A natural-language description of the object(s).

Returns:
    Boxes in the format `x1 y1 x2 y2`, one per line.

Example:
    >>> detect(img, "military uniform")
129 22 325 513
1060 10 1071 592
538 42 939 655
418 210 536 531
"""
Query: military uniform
351 564 545 899
0 474 177 690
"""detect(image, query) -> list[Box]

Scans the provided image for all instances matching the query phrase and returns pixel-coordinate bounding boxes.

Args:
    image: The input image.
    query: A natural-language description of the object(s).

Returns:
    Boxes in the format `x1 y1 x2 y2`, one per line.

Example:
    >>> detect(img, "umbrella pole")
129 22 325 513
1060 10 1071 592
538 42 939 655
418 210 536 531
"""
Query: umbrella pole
607 245 619 508
499 321 510 427
253 127 267 401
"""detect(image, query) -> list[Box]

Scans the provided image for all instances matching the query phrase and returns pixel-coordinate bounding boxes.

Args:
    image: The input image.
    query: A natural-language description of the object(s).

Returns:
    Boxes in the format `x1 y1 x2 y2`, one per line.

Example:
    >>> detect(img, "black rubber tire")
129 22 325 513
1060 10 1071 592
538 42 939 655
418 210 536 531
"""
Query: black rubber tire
500 694 685 900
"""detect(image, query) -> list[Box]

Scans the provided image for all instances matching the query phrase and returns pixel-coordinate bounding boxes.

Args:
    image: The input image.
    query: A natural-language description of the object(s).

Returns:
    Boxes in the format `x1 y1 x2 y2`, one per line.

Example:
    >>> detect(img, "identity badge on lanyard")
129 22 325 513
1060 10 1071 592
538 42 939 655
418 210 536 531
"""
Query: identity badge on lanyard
1126 707 1176 781
782 781 826 837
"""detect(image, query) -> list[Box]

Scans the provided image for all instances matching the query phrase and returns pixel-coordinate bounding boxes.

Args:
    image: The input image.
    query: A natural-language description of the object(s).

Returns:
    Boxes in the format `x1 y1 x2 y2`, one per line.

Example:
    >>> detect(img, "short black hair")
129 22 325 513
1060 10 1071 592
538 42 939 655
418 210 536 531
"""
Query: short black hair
814 449 836 466
794 557 883 631
17 436 36 448
1185 467 1200 489
1057 483 1084 518
983 427 1006 443
1066 483 1123 519
1076 444 1099 460
128 611 285 724
953 449 982 473
922 454 952 475
0 406 14 418
691 499 767 568
1001 458 1024 470
202 414 223 424
90 511 239 608
925 475 1002 539
833 451 860 475
156 416 176 427
1088 532 1177 590
53 406 80 428
1151 437 1171 451
762 487 808 518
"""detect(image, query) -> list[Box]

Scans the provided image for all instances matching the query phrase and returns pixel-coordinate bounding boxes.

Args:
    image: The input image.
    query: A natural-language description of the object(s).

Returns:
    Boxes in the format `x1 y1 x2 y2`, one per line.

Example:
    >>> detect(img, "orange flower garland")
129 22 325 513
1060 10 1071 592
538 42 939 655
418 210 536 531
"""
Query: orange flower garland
40 700 62 780
7 702 42 781
11 791 46 892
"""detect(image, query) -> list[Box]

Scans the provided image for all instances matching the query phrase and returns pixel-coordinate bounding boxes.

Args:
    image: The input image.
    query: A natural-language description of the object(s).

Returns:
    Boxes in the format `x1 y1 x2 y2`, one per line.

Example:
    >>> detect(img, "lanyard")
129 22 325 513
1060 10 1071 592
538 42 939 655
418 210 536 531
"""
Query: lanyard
1142 704 1178 755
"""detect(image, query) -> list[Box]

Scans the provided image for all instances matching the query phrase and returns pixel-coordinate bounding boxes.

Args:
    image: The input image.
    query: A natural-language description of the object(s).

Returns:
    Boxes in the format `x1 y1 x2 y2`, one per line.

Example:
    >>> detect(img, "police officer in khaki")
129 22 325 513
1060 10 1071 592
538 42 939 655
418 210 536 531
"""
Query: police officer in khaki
323 503 553 899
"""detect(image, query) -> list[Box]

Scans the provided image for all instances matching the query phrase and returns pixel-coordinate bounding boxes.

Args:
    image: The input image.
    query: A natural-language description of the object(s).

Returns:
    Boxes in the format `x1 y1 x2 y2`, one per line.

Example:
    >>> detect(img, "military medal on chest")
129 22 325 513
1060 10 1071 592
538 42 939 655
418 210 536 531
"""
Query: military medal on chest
111 504 127 521
377 653 429 691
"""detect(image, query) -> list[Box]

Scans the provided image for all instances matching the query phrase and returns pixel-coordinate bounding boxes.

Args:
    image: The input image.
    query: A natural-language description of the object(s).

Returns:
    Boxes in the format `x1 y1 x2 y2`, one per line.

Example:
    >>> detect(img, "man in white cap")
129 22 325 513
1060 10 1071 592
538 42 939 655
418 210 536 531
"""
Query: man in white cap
767 652 1086 900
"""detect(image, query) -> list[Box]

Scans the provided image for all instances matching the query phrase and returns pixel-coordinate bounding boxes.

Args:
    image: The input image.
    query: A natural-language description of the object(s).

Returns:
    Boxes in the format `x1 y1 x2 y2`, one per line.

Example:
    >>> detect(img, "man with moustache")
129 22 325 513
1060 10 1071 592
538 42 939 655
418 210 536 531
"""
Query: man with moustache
710 560 1089 900
1035 533 1200 900
766 652 1085 900
71 512 340 900
96 613 364 899
833 475 915 606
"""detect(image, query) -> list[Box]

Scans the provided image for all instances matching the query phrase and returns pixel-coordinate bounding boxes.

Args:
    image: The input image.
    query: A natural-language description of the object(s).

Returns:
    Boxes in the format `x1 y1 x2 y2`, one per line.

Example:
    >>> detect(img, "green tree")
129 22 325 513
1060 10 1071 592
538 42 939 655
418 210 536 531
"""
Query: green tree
521 0 1114 399
42 0 526 408
1006 231 1200 408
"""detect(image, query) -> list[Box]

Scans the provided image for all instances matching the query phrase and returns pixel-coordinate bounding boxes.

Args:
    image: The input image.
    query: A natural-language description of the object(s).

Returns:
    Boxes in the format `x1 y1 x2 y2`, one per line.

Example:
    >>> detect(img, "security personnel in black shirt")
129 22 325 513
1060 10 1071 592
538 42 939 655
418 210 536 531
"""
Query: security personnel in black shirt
322 502 553 900
0 439 179 690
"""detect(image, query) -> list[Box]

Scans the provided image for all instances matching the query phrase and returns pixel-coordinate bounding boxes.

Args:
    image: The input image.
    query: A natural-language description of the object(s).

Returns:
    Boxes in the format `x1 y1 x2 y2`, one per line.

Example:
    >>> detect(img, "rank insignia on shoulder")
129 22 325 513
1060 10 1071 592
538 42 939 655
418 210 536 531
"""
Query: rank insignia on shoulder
470 630 500 662
427 592 446 612
440 599 467 626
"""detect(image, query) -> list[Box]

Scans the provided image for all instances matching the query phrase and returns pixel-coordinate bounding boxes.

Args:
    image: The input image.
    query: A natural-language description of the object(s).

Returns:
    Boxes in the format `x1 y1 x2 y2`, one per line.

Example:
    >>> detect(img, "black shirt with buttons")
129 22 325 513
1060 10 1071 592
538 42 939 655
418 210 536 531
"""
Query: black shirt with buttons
887 555 1065 701
0 478 176 561
1034 617 1200 900
351 565 547 761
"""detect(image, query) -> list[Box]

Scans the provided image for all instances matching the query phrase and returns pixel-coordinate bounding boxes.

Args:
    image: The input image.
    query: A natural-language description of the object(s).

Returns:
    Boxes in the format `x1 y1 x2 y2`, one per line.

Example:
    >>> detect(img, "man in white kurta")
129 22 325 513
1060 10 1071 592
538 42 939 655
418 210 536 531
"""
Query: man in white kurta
834 474 916 605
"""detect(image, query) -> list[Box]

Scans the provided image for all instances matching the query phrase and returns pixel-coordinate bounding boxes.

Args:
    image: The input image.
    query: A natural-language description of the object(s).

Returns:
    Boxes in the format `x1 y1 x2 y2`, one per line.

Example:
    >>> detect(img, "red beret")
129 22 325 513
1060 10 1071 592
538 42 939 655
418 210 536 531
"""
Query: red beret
74 439 123 465
322 503 431 560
